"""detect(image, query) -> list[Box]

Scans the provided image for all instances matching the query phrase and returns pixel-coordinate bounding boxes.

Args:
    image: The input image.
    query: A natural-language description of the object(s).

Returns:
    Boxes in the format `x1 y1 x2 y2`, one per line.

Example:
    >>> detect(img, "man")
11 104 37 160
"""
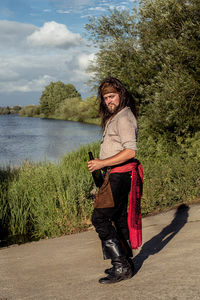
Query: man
88 77 141 284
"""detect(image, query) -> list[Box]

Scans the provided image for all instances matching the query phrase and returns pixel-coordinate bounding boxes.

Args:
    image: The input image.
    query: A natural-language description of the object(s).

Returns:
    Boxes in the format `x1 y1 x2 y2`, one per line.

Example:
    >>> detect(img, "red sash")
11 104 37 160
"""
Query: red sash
110 161 143 249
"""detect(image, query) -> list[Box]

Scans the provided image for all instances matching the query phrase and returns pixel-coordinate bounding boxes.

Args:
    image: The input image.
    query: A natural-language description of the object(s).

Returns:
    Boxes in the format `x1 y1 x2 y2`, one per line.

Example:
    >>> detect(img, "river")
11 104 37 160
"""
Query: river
0 114 102 167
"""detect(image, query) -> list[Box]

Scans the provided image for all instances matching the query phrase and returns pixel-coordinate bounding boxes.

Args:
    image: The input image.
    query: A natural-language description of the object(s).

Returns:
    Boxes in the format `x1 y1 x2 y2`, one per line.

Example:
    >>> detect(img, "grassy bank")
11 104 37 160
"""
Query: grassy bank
0 143 99 245
18 109 101 126
0 138 199 246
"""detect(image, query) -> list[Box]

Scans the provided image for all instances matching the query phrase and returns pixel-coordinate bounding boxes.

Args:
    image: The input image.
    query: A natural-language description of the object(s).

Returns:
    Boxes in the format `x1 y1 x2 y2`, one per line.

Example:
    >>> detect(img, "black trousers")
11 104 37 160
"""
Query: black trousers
92 172 131 243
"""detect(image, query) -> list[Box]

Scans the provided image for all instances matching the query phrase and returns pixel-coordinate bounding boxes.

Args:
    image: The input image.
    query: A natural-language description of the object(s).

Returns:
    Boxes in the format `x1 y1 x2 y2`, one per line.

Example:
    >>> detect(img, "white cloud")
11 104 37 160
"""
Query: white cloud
17 75 55 92
88 6 106 12
56 9 71 14
0 68 19 81
0 20 37 50
0 48 96 94
0 20 97 104
81 14 92 18
48 0 96 15
0 75 55 93
78 53 95 70
43 9 52 12
109 5 127 10
27 21 81 49
51 0 95 9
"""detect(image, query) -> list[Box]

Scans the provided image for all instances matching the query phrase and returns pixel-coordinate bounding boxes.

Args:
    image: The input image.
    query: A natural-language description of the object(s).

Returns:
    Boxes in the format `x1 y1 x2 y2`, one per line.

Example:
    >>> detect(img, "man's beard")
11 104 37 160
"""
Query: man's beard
107 103 119 114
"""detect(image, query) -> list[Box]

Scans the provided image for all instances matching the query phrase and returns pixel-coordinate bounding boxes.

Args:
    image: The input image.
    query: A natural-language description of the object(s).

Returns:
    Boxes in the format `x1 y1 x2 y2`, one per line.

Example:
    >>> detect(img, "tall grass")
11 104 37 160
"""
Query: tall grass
0 138 199 245
0 142 99 243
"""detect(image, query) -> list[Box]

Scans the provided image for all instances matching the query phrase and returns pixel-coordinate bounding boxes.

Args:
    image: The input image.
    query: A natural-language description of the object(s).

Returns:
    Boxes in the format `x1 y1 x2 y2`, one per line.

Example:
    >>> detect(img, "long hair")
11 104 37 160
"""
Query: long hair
98 77 137 128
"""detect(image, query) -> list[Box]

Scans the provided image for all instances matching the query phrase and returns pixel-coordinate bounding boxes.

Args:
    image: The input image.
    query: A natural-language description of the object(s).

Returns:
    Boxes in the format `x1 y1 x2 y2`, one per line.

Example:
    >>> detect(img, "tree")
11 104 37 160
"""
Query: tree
85 9 144 112
85 0 200 138
138 0 200 138
40 81 81 116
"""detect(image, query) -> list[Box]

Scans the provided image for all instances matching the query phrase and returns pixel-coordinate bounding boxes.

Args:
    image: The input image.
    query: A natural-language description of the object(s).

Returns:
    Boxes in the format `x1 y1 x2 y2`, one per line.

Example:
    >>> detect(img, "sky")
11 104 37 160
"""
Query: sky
0 0 136 107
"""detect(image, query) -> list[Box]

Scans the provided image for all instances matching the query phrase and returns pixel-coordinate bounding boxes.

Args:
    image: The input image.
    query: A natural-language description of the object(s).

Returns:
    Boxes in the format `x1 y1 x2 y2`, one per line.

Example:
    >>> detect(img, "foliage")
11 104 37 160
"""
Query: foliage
55 97 83 121
52 95 100 123
0 107 10 115
138 0 200 138
136 127 200 213
85 8 143 110
12 106 22 112
16 94 100 124
77 95 99 122
0 106 22 115
40 81 81 116
18 105 40 117
85 0 200 138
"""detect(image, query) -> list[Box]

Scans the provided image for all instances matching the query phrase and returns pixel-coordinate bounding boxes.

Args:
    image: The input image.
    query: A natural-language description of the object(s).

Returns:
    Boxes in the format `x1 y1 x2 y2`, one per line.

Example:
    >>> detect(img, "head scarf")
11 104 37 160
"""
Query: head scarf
101 83 118 96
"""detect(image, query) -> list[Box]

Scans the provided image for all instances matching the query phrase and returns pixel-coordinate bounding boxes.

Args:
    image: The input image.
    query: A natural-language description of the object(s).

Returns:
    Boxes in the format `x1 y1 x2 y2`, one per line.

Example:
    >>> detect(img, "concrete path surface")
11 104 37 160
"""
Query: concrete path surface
0 203 200 300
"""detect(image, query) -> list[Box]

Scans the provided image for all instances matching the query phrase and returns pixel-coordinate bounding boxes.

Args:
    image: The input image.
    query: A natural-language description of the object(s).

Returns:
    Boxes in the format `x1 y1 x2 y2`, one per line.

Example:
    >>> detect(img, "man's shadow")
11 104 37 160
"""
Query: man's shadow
132 204 189 275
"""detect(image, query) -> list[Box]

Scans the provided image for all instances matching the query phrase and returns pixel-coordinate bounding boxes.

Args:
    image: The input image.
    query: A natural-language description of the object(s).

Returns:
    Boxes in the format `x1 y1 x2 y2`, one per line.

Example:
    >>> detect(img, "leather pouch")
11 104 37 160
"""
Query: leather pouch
94 169 114 208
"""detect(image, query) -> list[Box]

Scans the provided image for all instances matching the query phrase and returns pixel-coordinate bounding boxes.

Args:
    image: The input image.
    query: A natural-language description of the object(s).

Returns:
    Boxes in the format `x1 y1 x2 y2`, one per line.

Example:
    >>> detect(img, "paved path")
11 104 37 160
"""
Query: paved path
1 203 200 300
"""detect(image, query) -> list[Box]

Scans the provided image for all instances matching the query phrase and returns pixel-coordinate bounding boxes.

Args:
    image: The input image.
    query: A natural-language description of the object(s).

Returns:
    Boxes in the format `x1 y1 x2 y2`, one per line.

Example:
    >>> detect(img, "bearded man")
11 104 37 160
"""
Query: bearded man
88 77 142 284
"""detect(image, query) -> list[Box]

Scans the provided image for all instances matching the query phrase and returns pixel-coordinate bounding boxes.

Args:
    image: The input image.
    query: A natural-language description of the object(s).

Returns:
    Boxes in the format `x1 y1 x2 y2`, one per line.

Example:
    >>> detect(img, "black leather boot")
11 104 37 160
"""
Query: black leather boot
105 257 134 275
99 256 133 284
101 238 124 260
104 239 134 275
99 238 133 284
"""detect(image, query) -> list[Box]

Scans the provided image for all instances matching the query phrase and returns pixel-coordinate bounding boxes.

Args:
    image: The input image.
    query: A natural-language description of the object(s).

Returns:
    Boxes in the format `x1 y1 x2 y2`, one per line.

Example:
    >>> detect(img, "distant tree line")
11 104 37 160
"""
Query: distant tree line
1 80 99 125
0 106 22 115
18 81 100 124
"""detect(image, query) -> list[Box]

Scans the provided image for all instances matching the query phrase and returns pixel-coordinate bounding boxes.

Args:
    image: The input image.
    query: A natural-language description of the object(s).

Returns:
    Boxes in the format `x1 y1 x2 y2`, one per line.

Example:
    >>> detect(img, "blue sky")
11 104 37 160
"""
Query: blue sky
0 0 136 106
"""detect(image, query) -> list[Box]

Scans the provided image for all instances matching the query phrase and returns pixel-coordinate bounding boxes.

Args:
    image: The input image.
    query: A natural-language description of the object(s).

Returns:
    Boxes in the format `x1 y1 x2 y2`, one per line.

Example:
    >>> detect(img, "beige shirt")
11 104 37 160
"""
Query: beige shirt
100 107 137 160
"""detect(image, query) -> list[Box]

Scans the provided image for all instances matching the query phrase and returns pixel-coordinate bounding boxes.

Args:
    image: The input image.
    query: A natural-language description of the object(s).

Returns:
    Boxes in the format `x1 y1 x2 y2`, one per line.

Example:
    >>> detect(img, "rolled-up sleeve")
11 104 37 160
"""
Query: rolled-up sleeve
117 112 137 151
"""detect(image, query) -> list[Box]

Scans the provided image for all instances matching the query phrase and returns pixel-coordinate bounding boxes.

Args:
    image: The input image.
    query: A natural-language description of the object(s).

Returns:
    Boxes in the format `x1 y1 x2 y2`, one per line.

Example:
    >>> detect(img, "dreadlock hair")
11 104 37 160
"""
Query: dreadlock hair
98 77 137 128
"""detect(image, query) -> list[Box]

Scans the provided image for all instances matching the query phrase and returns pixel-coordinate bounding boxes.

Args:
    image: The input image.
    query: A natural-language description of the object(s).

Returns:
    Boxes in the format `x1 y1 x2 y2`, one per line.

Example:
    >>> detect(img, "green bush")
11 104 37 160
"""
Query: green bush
54 95 100 123
137 130 200 214
18 105 40 117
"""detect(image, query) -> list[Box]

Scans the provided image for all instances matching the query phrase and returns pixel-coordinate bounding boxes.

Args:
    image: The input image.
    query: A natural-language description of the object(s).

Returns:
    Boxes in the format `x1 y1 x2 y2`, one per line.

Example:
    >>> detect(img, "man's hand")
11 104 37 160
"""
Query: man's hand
88 149 136 173
88 158 105 172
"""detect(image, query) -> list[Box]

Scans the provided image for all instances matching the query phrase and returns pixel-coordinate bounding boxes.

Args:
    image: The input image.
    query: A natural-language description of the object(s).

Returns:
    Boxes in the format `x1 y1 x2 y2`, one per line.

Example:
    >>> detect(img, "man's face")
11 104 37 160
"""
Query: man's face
103 93 120 113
